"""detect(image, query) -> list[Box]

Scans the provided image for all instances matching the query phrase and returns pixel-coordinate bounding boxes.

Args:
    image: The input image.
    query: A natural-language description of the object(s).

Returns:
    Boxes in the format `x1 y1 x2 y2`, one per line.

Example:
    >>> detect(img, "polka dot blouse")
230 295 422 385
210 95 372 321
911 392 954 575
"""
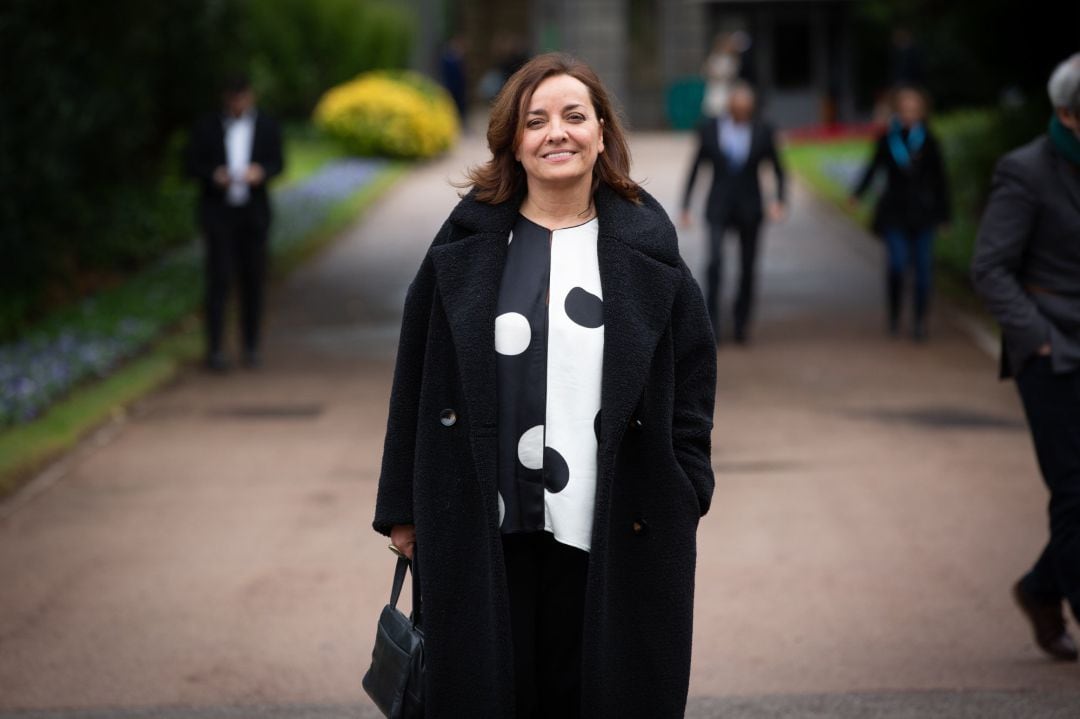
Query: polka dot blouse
494 214 604 552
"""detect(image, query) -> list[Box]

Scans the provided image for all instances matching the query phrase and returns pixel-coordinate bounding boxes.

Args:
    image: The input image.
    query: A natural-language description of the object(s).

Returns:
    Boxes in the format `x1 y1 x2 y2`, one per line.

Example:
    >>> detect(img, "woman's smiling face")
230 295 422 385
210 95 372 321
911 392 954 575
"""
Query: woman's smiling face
515 74 604 190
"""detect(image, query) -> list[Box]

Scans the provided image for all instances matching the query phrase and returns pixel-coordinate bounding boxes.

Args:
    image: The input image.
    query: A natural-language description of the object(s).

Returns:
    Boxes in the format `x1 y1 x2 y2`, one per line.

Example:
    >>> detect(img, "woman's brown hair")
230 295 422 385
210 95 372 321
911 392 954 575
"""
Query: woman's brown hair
463 52 641 205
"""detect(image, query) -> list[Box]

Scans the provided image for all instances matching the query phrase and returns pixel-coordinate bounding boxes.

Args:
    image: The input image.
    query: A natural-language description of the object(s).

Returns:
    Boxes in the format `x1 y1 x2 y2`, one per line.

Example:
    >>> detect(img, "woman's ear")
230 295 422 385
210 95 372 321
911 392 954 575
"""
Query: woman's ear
598 117 605 154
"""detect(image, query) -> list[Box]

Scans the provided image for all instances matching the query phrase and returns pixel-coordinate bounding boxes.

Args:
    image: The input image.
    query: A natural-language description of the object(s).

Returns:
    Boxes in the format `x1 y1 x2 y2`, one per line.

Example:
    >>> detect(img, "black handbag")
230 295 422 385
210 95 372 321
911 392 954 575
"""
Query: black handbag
362 551 425 718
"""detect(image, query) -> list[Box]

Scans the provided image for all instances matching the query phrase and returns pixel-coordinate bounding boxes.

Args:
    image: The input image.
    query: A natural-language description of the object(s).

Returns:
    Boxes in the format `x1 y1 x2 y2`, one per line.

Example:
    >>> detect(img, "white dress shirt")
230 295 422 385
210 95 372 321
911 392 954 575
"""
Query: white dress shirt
719 116 752 170
223 110 256 206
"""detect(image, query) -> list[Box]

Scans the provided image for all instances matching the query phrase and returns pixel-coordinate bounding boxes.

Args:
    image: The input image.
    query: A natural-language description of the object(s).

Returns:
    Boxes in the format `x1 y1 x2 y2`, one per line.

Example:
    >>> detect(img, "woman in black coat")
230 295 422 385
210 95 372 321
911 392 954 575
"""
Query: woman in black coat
851 85 950 341
373 53 717 718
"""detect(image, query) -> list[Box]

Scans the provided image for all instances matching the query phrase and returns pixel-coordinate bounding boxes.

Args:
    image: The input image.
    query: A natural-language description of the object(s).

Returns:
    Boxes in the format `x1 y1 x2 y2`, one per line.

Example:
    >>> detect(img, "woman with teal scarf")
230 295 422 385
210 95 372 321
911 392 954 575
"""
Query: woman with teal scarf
851 86 951 340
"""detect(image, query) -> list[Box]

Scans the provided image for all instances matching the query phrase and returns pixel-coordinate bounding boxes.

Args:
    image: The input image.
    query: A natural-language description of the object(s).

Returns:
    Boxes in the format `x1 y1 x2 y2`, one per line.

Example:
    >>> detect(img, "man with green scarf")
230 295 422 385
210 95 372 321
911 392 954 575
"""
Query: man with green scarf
972 52 1080 665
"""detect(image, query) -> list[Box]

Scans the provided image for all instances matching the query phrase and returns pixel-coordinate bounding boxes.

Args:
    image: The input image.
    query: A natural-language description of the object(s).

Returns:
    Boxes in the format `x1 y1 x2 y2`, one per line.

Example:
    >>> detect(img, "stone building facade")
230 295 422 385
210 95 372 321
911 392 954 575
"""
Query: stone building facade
417 0 855 130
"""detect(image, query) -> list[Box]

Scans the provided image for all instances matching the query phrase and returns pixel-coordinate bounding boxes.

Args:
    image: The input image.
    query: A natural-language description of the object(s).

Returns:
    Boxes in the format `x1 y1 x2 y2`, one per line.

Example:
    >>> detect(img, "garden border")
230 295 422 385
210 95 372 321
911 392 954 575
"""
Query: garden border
0 163 407 501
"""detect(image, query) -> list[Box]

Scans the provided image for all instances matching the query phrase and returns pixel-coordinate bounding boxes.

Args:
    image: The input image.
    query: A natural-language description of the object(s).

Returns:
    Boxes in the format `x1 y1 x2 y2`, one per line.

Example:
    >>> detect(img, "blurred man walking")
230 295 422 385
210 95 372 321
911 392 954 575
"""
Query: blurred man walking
186 74 284 371
972 52 1080 663
681 82 785 345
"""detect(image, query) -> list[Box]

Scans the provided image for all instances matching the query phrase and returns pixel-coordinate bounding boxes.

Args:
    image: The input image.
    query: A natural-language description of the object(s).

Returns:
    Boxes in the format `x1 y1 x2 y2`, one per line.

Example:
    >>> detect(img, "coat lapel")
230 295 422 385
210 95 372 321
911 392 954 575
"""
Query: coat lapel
592 187 683 480
596 234 681 475
706 117 730 173
429 230 507 431
428 194 518 497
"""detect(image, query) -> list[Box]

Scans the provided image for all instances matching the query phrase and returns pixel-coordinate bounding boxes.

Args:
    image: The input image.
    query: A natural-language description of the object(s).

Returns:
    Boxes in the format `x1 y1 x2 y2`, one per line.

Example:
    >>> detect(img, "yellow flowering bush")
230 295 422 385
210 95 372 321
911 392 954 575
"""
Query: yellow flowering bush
313 70 459 159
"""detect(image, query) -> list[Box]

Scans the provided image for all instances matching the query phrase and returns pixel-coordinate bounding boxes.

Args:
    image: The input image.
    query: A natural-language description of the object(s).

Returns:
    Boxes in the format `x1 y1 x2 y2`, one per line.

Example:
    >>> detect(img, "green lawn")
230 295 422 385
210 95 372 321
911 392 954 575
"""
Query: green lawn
782 138 873 226
280 125 350 187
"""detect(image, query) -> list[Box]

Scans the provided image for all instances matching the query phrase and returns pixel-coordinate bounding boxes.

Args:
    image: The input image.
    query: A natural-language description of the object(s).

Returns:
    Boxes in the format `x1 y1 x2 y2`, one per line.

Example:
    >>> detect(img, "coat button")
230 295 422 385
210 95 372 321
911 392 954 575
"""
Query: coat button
632 518 649 536
630 417 644 430
439 408 457 427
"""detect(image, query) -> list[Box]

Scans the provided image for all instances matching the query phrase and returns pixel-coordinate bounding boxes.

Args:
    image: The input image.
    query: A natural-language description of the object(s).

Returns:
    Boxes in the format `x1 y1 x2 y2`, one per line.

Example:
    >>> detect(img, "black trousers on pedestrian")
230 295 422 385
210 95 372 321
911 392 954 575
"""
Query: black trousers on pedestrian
502 531 589 719
1015 357 1080 621
201 205 269 358
707 218 761 341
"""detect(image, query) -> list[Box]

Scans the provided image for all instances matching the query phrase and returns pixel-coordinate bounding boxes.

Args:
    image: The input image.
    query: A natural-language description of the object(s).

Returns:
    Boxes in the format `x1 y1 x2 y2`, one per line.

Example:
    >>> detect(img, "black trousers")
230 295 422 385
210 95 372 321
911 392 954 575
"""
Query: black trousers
707 218 761 340
502 531 589 719
1015 357 1080 621
201 205 269 357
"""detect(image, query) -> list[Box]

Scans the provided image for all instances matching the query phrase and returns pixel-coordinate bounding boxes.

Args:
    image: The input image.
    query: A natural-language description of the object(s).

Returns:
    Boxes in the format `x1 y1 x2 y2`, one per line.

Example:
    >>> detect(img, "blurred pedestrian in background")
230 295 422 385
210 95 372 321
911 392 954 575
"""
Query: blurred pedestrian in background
682 81 786 345
185 74 283 371
972 52 1080 664
376 52 716 718
701 31 744 118
850 86 950 341
440 35 468 125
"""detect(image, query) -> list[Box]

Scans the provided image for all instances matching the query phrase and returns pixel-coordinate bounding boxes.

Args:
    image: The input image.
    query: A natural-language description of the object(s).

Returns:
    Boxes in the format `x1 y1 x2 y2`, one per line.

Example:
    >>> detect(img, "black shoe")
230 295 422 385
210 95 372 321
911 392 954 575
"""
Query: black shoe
205 352 230 373
242 349 262 369
1013 581 1080 662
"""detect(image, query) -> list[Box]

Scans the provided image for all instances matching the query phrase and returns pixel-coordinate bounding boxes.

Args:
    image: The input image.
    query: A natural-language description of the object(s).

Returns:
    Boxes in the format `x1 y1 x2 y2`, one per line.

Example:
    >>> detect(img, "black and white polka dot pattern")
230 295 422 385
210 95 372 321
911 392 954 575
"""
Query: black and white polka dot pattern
494 214 603 552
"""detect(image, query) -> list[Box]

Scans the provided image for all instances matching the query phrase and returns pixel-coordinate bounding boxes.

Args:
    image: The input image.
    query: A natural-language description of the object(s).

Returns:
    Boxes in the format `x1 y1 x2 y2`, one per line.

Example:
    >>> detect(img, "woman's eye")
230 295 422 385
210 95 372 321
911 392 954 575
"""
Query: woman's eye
527 119 544 129
568 113 585 122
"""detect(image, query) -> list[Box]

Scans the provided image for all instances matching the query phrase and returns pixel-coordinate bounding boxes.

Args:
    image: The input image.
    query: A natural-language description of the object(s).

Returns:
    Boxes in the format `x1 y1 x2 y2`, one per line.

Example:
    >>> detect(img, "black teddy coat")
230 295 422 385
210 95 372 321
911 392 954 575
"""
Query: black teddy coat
373 182 717 718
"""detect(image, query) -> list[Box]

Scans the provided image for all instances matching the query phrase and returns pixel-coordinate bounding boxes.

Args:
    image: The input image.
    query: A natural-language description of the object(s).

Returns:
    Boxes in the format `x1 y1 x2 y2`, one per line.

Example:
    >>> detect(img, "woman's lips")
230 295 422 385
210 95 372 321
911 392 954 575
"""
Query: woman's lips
542 150 576 162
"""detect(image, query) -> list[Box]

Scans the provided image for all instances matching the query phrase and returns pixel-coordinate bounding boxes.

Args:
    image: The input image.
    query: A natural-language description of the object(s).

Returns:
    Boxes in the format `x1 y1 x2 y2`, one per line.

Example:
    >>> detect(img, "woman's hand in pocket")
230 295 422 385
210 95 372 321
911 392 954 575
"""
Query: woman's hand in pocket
390 524 416 560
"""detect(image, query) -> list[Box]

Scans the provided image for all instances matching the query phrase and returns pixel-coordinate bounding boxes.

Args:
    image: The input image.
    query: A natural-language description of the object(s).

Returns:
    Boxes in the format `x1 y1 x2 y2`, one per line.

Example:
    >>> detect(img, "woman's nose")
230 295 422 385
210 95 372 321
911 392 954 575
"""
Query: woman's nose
547 121 567 141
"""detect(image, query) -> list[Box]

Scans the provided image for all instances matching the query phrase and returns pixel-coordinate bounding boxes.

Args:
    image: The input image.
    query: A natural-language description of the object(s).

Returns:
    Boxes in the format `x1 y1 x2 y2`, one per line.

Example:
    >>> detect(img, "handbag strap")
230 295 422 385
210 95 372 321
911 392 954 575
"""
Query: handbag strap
389 556 409 608
410 548 423 629
387 553 423 629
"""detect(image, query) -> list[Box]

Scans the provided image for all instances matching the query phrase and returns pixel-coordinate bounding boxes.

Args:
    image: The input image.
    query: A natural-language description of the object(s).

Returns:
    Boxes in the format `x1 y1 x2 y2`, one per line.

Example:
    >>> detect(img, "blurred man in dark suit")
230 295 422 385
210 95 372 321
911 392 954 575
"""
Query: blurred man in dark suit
972 52 1080 664
681 82 785 345
185 74 283 371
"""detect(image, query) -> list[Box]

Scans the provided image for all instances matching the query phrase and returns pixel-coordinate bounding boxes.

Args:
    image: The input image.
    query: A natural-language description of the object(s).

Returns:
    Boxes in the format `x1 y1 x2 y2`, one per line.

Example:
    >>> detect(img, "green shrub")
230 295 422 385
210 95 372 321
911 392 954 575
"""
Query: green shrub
932 106 1045 276
246 0 416 119
314 71 460 159
0 0 244 340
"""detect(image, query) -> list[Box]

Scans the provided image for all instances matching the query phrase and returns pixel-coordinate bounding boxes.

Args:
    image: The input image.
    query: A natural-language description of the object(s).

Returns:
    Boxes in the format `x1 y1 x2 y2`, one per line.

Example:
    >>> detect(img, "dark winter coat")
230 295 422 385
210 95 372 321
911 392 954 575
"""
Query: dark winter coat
972 135 1080 377
373 182 717 718
852 127 951 236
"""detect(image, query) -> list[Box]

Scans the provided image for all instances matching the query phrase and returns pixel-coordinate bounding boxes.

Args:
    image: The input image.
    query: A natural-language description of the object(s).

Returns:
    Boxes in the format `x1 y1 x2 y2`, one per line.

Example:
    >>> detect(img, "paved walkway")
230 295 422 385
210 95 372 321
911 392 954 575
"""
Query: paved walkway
0 132 1077 718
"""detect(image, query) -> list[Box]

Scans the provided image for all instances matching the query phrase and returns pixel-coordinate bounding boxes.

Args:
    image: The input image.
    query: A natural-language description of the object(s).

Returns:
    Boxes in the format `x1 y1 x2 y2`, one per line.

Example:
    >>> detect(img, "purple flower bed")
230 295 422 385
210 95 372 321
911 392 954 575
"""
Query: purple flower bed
822 158 866 191
271 159 386 253
0 158 387 427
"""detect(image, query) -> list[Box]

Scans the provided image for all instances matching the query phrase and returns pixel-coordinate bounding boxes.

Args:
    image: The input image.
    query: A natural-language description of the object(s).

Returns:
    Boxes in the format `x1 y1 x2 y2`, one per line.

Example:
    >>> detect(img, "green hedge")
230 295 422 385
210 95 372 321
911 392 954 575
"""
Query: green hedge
246 0 415 119
0 0 244 341
0 0 416 343
932 106 1046 276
